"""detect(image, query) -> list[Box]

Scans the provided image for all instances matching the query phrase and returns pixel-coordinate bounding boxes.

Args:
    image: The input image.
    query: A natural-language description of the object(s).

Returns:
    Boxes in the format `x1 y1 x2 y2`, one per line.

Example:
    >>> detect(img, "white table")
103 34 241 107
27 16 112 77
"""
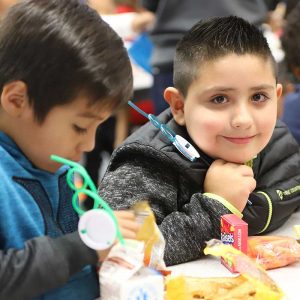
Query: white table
169 210 300 300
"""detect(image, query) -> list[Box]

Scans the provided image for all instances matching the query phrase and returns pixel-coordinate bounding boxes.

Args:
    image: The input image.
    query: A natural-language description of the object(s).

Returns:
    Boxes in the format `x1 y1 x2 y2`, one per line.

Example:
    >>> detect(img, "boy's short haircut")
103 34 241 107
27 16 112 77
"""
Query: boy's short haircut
281 3 300 70
0 0 133 123
174 16 276 97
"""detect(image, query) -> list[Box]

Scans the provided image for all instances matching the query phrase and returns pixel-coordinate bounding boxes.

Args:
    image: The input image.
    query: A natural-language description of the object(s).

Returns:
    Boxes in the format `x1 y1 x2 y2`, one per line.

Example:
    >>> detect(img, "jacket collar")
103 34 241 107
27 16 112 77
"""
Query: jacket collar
126 108 213 185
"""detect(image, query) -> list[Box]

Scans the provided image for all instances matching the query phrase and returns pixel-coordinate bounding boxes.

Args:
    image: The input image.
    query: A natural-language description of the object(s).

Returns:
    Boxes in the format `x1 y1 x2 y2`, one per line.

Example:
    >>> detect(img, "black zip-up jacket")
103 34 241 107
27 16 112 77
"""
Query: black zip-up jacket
99 109 300 266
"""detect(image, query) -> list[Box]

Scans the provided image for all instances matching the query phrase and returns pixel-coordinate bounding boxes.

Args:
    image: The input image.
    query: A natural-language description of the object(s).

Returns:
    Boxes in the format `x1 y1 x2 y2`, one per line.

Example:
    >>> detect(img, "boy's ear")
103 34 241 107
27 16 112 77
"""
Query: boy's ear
276 83 283 99
164 87 185 125
0 81 29 117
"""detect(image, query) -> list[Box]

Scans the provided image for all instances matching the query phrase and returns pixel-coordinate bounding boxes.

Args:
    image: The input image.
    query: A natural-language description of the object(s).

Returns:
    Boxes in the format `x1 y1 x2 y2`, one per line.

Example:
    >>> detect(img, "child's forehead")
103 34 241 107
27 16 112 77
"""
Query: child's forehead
195 53 276 82
59 94 114 118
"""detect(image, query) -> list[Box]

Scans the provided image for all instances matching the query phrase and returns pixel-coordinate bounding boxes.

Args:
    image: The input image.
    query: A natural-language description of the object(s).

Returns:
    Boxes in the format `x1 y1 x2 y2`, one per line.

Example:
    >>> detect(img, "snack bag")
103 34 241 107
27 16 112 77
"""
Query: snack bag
133 201 168 273
166 274 257 300
248 235 300 270
166 239 284 300
294 225 300 238
203 239 284 300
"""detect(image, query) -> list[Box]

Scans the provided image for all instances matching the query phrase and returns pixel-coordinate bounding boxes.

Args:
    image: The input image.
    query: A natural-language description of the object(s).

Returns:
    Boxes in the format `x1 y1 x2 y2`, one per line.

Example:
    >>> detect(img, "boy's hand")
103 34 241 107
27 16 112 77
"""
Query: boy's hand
114 210 140 239
132 11 155 33
204 159 256 212
95 210 139 262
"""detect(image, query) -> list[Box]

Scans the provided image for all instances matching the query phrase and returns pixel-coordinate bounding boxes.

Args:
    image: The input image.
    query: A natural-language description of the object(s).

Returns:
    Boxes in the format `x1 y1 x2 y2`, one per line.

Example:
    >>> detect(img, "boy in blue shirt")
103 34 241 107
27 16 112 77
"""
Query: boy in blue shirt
99 16 300 266
0 0 138 299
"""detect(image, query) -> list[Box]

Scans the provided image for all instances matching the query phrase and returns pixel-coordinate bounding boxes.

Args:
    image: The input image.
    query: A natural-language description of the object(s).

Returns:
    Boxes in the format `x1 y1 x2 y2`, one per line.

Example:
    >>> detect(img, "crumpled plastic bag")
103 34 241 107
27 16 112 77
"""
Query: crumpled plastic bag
133 201 169 274
248 235 300 270
166 239 285 300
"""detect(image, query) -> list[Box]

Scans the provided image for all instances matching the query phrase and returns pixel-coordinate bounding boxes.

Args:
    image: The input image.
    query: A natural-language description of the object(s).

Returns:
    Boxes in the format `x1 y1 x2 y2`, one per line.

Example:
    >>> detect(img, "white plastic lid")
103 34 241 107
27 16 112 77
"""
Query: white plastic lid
78 209 117 250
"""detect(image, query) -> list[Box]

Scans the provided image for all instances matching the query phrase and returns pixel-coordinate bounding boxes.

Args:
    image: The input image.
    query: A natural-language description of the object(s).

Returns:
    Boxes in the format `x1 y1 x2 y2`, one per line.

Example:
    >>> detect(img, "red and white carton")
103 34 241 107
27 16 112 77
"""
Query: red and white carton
220 214 248 273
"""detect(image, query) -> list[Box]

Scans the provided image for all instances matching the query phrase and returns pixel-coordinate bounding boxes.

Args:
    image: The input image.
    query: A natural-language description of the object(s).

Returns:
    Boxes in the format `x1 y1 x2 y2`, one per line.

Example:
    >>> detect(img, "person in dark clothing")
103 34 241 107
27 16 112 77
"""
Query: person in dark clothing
141 0 269 115
0 1 138 299
99 16 300 266
280 2 300 144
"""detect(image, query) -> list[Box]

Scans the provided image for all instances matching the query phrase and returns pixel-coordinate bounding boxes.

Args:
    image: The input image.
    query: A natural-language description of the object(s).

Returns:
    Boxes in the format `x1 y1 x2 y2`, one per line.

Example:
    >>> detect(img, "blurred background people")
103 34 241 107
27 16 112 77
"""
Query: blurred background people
280 2 300 144
140 0 272 115
85 0 154 185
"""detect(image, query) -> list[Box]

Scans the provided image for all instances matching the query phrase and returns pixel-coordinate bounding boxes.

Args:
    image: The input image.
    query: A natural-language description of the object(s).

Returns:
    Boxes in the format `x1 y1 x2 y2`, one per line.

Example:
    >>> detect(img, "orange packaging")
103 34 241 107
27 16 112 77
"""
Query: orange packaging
221 214 248 273
248 235 300 269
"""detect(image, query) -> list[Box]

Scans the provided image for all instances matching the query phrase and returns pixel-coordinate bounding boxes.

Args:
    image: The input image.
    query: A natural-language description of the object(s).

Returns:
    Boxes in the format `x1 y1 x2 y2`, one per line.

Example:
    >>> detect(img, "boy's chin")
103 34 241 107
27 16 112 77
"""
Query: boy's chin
220 154 256 164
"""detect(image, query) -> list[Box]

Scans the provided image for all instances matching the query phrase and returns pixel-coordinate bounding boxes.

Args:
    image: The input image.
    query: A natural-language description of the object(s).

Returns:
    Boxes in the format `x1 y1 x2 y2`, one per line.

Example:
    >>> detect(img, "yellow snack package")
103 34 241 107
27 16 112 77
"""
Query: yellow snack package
166 274 257 300
204 239 284 300
133 201 168 273
165 239 284 300
294 225 300 238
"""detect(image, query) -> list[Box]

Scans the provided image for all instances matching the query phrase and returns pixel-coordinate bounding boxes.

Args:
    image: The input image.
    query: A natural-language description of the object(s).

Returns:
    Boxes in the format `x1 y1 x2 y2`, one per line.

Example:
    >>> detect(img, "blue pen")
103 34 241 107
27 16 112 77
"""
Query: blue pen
128 101 252 206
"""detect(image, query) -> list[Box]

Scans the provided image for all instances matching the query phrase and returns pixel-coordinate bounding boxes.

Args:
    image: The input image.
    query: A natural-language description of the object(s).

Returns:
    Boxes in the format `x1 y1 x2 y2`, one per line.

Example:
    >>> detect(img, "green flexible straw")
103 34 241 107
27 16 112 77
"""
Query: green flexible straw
51 154 124 245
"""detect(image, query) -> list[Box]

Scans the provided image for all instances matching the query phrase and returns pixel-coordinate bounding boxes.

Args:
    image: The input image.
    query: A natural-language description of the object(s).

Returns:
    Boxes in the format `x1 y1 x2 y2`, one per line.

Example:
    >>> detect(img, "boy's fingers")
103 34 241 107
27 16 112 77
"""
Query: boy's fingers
249 178 257 192
119 228 138 239
118 219 140 232
114 210 136 219
114 210 140 233
238 165 254 177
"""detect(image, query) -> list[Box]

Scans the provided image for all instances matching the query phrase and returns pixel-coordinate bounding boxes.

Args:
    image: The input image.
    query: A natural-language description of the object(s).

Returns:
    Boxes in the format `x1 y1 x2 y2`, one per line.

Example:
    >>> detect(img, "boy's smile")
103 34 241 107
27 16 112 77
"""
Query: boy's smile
222 135 256 145
167 54 282 163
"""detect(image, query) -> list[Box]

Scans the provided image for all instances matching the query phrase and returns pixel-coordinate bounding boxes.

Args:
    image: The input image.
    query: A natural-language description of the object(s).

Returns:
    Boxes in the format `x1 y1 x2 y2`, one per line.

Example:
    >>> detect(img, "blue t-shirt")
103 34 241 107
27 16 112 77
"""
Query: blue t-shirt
0 131 99 299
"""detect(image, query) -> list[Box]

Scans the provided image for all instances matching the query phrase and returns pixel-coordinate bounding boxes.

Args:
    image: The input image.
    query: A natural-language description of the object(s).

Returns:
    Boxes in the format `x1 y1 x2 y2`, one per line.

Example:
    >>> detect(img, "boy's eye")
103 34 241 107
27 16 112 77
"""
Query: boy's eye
212 95 227 104
252 93 267 102
73 124 87 134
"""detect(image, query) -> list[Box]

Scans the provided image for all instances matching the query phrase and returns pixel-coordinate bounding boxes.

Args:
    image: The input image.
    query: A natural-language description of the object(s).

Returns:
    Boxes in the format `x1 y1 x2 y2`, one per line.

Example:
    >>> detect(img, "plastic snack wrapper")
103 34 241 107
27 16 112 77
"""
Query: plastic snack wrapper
133 201 169 274
99 239 164 300
294 225 300 238
166 239 284 300
166 274 257 300
204 239 284 299
248 235 300 270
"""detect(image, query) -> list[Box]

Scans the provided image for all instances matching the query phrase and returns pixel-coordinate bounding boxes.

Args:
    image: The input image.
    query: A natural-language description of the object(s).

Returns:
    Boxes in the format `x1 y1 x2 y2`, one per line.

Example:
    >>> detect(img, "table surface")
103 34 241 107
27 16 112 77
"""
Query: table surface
168 210 300 300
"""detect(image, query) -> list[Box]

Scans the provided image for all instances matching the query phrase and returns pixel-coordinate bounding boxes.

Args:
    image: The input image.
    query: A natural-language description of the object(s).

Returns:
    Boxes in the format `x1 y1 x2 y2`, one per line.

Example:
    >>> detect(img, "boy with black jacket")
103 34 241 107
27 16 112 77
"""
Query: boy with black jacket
0 1 138 299
99 16 300 266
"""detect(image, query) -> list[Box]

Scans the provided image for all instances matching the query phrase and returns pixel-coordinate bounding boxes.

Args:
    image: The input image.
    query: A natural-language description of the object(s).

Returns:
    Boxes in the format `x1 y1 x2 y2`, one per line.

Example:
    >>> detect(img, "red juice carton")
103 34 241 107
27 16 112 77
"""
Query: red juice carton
220 214 248 273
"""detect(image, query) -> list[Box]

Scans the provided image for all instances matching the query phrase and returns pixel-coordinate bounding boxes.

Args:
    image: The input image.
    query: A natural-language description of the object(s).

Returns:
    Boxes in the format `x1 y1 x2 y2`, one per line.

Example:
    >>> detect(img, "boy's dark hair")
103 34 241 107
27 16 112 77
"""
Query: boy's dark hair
281 2 300 70
0 0 133 123
174 16 276 96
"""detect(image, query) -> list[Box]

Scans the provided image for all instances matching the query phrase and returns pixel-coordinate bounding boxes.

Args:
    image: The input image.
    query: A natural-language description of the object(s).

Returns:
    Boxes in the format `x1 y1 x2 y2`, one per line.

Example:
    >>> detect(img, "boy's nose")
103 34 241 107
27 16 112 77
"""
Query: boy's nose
231 104 253 129
80 131 96 153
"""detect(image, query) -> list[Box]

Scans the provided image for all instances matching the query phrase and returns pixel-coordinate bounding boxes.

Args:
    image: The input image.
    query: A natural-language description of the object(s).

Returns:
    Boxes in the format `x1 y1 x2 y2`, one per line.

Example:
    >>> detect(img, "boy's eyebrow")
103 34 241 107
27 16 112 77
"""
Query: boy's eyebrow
77 111 105 120
204 84 275 93
249 84 275 90
204 87 236 93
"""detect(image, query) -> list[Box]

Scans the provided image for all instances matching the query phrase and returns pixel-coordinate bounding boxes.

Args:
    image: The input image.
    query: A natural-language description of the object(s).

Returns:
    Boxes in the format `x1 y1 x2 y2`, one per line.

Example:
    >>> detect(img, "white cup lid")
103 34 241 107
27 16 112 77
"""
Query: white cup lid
78 209 117 250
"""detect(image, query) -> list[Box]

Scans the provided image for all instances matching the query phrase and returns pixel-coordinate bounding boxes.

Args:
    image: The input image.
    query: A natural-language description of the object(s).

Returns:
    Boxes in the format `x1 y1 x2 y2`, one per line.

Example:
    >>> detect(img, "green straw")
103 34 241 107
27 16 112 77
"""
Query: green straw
51 154 124 245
